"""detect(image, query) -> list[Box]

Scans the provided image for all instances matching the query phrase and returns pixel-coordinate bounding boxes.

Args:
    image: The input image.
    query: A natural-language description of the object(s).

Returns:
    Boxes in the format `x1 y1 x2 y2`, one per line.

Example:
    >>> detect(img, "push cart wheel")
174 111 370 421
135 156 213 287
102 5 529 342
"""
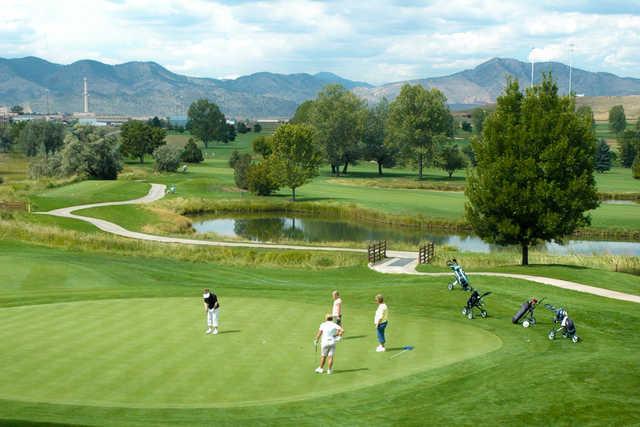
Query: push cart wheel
522 320 530 328
572 335 579 343
548 331 555 340
462 307 467 315
448 283 454 291
480 310 487 318
467 312 473 320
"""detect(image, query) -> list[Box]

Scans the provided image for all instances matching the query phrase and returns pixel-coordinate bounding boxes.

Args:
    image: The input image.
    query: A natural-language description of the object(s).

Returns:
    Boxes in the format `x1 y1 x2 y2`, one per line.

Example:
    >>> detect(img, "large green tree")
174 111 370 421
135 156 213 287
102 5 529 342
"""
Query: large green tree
270 123 322 201
120 121 166 163
618 129 639 167
466 76 599 265
362 98 397 175
437 142 466 178
186 99 227 148
290 100 315 124
387 84 454 179
310 85 366 175
19 121 65 157
608 105 626 134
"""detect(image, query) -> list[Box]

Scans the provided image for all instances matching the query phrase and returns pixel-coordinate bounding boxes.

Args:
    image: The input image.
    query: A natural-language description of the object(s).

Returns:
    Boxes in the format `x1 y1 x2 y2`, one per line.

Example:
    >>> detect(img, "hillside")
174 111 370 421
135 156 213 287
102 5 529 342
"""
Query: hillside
354 58 640 108
0 57 371 118
2 56 640 117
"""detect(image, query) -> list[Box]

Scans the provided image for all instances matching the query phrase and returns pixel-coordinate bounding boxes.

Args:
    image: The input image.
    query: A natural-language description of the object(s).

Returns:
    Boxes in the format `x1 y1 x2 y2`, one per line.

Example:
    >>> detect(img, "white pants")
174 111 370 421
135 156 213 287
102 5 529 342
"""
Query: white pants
207 308 219 327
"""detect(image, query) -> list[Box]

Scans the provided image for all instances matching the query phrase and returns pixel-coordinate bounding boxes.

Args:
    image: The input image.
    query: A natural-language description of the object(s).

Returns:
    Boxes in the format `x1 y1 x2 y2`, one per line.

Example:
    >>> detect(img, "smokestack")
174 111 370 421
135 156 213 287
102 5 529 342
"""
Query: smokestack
83 77 89 113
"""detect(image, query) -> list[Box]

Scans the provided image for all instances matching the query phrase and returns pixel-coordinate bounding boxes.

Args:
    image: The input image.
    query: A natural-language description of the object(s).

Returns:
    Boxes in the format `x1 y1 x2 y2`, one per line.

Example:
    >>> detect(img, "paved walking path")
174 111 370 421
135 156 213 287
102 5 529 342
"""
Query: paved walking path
39 183 640 304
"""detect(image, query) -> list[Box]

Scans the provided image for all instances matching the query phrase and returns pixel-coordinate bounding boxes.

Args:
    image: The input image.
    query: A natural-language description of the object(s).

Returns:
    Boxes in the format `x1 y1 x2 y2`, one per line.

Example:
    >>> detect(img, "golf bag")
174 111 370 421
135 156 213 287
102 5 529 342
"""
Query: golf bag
512 297 544 327
461 288 491 319
544 303 580 343
447 259 471 291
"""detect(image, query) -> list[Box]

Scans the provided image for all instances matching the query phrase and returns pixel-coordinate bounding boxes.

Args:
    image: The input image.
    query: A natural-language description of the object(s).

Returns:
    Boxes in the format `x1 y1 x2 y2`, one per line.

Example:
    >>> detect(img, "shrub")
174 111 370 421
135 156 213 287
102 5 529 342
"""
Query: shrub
253 123 262 133
247 159 281 196
232 153 252 189
228 150 241 168
28 153 63 179
633 154 640 180
153 145 182 172
181 138 204 163
252 135 273 157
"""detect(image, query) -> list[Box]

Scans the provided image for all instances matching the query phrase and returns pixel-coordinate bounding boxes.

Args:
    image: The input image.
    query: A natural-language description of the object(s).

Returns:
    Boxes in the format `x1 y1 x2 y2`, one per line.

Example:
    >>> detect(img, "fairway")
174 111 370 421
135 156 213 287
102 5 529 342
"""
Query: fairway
0 297 500 408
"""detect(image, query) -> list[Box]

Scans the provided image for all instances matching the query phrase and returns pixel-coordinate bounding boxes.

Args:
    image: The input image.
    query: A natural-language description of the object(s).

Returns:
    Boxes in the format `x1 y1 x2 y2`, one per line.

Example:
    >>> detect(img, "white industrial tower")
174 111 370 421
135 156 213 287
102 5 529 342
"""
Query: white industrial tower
83 77 89 113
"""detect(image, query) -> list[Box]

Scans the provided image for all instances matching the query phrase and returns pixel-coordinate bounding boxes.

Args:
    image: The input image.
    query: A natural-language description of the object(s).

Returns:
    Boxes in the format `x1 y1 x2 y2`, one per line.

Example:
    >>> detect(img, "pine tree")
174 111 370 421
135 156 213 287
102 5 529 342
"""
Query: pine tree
594 138 612 173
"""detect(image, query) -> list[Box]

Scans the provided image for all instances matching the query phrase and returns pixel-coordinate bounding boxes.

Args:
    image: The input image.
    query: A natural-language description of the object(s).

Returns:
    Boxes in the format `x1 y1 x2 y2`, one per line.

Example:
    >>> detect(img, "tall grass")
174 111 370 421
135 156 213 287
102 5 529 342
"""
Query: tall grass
0 220 363 270
162 197 471 231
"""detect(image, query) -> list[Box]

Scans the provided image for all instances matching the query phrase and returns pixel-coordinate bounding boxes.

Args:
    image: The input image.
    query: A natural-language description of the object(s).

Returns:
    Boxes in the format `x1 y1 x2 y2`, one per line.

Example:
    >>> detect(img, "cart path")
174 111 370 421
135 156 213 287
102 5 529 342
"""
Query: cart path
38 183 640 304
371 257 640 304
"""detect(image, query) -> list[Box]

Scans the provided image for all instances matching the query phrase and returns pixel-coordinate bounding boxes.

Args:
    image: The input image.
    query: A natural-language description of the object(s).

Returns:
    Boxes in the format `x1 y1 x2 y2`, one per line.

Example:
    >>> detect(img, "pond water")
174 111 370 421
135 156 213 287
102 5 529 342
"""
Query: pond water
191 214 640 256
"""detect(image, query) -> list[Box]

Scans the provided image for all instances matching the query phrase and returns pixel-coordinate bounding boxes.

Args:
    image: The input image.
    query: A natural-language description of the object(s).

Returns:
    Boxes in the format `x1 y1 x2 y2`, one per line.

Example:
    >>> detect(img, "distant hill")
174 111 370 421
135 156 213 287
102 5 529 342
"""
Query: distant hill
2 56 640 118
354 57 640 108
0 57 371 118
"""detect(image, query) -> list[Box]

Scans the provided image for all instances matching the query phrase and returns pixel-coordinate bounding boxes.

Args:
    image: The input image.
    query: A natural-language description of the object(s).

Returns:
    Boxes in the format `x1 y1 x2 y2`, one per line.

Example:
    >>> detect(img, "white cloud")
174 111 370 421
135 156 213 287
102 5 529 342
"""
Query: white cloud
0 0 639 84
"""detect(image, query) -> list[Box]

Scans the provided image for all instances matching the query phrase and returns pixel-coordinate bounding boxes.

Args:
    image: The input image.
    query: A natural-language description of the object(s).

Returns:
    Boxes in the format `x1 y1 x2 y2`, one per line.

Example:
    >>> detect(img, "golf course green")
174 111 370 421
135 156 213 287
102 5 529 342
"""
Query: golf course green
0 297 500 408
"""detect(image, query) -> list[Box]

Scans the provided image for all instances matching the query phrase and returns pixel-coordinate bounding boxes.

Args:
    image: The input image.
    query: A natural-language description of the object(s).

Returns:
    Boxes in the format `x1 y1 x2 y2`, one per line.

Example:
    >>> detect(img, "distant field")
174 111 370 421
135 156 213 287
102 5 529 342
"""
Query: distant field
577 95 640 122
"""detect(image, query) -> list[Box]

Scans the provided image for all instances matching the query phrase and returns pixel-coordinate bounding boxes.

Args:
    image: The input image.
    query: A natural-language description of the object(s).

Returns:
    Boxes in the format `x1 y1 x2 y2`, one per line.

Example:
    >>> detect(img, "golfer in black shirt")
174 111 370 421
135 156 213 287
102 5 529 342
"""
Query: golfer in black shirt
203 288 220 335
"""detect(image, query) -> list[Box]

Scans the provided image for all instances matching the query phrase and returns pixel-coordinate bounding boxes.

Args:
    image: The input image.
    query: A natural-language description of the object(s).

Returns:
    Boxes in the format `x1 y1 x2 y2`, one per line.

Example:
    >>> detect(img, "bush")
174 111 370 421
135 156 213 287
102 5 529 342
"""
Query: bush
29 153 63 179
229 150 241 168
247 159 281 196
232 153 252 189
253 123 262 133
633 154 640 179
181 138 204 163
252 135 273 157
153 145 183 172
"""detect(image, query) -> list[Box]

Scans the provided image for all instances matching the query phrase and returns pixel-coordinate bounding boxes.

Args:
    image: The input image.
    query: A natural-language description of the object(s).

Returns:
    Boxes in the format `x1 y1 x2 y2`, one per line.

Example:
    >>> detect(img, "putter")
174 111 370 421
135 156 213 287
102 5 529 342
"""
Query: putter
390 345 414 359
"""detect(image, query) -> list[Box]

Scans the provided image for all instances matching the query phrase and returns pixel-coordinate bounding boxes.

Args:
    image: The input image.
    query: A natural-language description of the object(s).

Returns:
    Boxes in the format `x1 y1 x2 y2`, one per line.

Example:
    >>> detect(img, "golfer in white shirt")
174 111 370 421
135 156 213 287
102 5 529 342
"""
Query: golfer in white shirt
332 290 342 325
314 314 344 375
374 294 388 352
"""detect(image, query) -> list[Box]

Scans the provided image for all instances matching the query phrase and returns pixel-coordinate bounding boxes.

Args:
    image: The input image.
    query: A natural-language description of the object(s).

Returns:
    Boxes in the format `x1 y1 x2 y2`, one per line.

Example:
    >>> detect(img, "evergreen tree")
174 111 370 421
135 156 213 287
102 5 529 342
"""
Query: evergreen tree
594 138 612 173
181 138 204 163
618 129 639 167
466 75 599 265
608 105 626 134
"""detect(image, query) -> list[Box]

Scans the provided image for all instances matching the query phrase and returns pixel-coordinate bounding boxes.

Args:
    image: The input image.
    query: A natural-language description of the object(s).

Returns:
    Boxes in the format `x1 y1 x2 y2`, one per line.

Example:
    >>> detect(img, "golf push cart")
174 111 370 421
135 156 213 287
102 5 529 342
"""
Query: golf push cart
461 287 491 320
544 303 580 343
511 297 545 328
447 259 471 291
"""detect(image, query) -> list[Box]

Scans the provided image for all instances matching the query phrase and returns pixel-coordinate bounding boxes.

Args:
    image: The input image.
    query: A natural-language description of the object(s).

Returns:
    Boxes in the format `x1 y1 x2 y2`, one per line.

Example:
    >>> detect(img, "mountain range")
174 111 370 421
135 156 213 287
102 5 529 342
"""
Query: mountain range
2 56 640 118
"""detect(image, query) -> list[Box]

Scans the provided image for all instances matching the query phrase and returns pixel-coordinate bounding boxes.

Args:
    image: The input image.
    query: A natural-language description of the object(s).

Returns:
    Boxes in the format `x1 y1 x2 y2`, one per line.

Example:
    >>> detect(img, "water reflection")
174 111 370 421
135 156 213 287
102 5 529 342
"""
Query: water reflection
191 215 640 256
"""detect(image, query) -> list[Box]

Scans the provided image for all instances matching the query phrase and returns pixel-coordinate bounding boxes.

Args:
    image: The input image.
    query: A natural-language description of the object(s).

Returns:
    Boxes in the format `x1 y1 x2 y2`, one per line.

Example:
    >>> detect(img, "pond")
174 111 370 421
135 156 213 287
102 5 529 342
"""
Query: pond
191 214 640 256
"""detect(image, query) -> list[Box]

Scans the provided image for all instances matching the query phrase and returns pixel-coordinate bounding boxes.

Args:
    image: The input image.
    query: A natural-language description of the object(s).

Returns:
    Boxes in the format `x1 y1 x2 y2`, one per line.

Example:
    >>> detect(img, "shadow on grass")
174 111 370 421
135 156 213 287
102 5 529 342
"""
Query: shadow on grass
342 335 366 340
218 329 241 334
334 368 369 374
386 346 413 352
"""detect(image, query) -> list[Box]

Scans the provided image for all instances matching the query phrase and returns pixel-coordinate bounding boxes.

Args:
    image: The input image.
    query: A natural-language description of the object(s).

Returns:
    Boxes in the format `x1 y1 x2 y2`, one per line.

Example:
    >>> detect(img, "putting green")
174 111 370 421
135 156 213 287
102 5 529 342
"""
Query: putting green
0 297 501 408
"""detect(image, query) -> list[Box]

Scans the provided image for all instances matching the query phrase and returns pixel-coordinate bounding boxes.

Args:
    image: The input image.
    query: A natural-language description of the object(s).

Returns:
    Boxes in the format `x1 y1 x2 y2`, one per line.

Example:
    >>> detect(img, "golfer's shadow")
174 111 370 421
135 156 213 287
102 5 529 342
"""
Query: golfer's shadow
342 335 366 340
386 347 409 352
333 368 369 374
218 330 241 334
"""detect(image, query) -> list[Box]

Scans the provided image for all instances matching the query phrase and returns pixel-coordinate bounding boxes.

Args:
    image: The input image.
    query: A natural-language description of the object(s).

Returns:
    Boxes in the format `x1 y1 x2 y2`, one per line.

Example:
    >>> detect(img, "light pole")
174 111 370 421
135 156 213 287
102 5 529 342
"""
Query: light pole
530 47 535 88
568 43 574 95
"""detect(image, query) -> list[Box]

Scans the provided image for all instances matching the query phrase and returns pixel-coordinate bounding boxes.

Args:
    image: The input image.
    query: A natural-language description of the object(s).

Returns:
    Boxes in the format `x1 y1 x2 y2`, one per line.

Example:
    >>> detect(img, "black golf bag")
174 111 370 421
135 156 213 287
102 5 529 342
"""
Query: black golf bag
512 298 543 327
461 288 491 319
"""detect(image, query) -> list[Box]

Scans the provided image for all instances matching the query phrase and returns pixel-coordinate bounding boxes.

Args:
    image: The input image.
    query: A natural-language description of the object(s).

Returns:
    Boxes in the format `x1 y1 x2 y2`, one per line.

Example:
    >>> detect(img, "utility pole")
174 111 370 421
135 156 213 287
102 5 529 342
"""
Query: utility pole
569 43 574 95
45 89 50 116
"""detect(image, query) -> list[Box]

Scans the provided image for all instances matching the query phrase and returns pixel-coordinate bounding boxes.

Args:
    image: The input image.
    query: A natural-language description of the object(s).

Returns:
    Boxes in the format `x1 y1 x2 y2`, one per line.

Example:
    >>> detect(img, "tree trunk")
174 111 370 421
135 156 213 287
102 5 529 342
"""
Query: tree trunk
139 155 144 164
521 244 529 266
331 164 336 175
292 187 296 202
342 162 349 174
378 162 383 175
418 153 423 179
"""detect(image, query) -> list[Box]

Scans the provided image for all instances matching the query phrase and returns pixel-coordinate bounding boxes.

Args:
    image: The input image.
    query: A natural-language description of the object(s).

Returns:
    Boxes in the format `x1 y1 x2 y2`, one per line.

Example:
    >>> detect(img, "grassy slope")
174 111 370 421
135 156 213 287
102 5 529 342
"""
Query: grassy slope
0 241 639 426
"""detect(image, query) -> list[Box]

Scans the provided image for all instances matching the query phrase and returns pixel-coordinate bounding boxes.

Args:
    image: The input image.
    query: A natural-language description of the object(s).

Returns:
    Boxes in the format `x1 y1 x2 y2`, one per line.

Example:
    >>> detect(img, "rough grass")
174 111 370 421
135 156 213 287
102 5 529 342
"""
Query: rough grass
0 220 362 270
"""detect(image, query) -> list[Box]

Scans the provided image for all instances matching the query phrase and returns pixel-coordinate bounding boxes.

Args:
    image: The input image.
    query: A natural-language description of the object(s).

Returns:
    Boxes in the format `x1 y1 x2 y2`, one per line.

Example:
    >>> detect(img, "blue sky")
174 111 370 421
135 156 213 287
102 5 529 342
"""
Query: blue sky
1 0 639 85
